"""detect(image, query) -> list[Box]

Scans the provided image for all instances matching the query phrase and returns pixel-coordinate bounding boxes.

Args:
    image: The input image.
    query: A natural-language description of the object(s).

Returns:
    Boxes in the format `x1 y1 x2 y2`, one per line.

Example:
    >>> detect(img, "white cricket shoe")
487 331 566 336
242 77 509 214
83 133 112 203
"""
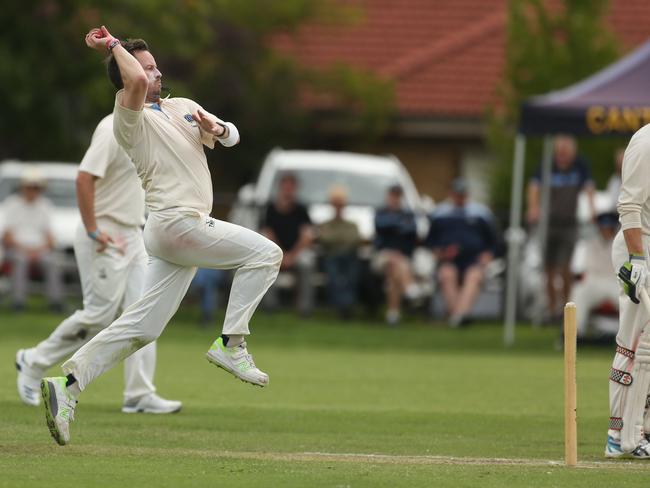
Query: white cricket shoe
631 439 650 458
16 349 42 406
41 377 77 446
122 393 182 414
604 435 650 459
605 435 624 458
206 337 269 387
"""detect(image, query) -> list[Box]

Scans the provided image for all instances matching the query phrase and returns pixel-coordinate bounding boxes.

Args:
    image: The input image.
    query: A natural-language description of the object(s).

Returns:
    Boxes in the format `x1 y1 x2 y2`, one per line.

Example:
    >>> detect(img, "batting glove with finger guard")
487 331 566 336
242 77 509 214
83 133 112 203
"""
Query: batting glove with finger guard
618 254 648 304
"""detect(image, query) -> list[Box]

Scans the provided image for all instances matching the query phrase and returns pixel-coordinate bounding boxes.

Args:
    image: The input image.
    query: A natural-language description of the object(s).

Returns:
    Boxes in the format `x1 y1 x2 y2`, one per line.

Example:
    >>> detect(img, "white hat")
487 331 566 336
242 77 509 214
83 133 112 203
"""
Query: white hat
20 166 46 187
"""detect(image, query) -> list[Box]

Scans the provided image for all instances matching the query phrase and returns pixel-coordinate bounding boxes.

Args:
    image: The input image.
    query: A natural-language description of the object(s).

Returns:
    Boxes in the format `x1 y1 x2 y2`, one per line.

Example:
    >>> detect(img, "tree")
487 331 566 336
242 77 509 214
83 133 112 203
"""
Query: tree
487 0 621 213
0 0 393 193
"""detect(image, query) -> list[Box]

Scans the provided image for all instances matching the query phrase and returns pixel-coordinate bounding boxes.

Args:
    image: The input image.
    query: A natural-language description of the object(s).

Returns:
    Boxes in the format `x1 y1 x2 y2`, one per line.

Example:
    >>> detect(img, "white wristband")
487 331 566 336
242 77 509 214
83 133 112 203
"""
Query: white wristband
217 122 239 147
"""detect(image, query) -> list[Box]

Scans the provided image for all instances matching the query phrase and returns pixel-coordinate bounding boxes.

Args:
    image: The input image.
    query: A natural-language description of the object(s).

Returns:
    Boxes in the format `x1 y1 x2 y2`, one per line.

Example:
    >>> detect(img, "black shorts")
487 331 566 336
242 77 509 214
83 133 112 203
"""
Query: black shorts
437 255 480 281
545 226 577 268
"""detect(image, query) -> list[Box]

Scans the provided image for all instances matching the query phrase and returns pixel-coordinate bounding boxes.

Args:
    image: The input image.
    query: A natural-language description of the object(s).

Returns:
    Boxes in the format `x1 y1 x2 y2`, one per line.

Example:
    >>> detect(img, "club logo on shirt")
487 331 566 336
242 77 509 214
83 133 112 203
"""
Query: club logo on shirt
184 113 198 128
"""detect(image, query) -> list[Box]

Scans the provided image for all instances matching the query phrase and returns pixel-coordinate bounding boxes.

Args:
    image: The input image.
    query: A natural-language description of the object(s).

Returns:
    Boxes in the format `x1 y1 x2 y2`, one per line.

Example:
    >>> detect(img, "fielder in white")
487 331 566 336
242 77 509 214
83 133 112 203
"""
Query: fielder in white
40 27 282 446
16 114 181 414
604 123 650 458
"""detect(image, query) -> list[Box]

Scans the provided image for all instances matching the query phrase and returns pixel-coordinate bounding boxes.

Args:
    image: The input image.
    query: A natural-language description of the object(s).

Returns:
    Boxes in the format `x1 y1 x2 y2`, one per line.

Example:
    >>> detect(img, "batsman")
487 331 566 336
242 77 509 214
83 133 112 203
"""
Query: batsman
606 124 650 458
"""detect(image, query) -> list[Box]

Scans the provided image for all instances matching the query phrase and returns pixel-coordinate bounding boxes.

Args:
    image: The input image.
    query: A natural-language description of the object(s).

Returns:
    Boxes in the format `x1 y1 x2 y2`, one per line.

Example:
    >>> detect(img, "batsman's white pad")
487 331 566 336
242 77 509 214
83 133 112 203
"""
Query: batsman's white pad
622 336 650 452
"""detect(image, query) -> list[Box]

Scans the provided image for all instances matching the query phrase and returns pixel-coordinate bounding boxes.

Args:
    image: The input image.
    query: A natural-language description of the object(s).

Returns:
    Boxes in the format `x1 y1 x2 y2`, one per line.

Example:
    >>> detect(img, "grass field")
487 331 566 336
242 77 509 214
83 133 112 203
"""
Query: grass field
1 305 650 487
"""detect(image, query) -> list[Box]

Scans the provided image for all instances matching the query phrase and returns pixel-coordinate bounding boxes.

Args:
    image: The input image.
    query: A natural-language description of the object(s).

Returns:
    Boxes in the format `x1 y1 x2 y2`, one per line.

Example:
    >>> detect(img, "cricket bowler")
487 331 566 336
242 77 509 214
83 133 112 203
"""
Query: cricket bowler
16 113 181 414
40 26 282 445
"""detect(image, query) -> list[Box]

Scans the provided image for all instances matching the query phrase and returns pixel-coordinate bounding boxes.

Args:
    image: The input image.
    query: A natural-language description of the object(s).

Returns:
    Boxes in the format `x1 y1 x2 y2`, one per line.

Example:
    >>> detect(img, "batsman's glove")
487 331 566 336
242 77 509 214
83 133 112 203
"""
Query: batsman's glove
618 254 648 304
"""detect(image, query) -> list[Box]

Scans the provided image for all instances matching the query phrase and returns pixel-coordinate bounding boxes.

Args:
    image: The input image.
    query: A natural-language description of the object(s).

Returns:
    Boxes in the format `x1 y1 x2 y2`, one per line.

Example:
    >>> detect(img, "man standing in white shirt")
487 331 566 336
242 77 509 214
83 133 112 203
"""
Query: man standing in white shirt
1 169 63 312
604 125 650 458
41 28 282 445
16 114 181 414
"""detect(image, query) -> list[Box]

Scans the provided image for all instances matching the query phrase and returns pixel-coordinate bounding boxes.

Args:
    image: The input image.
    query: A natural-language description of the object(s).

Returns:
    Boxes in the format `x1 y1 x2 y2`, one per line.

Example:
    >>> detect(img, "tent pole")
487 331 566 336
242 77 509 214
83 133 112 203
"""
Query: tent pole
534 136 554 326
504 134 527 347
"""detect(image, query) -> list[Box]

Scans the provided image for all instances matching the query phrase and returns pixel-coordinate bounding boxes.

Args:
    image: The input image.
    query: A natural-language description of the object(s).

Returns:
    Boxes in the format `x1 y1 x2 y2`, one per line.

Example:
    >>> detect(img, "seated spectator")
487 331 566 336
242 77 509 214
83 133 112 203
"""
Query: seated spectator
571 212 619 339
260 172 315 315
427 178 497 327
1 168 63 312
191 268 226 327
318 186 362 319
373 184 420 325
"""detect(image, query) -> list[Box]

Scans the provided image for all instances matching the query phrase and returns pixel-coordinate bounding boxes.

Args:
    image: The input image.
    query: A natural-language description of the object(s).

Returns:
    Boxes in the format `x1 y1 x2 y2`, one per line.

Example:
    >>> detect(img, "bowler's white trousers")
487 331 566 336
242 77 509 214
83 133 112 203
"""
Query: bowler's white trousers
62 210 282 391
608 231 650 434
23 219 157 402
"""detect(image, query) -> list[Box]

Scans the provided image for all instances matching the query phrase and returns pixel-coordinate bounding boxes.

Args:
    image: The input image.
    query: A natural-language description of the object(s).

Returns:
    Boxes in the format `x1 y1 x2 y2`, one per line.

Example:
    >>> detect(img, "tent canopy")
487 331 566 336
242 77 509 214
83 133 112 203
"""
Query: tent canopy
505 38 650 345
520 39 650 136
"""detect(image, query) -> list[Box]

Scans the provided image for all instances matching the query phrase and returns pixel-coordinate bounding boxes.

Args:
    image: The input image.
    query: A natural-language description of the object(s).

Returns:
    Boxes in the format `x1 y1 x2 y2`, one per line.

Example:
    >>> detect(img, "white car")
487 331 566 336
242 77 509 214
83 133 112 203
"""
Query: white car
229 148 433 241
0 160 80 253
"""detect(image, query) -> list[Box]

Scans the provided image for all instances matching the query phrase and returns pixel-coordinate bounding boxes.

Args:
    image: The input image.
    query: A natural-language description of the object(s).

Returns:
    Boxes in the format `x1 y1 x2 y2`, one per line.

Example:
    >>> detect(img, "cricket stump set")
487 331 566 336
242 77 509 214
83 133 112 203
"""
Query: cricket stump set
563 302 578 467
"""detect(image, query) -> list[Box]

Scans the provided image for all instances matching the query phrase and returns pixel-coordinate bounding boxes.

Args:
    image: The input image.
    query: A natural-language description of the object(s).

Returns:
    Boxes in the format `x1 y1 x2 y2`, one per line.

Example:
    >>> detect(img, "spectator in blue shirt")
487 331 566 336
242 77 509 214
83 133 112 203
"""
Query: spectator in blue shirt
427 179 497 327
373 184 421 325
527 135 595 318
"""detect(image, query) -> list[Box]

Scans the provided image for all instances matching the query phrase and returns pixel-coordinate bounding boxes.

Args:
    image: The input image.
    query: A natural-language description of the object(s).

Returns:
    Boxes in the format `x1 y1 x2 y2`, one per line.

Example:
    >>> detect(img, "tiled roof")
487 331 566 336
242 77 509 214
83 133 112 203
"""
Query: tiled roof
272 0 650 118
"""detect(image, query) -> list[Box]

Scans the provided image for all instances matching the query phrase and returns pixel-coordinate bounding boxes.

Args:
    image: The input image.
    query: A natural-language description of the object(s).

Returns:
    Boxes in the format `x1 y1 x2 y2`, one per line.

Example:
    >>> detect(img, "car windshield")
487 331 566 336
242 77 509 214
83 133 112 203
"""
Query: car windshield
270 169 401 208
0 177 77 207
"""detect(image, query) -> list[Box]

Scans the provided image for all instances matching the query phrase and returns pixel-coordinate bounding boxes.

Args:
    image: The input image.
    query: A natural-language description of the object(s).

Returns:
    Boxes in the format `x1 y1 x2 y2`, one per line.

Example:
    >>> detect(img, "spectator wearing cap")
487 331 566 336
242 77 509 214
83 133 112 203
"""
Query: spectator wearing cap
527 135 596 318
373 184 420 325
426 178 497 327
260 172 315 315
1 168 63 311
318 186 362 319
570 212 620 339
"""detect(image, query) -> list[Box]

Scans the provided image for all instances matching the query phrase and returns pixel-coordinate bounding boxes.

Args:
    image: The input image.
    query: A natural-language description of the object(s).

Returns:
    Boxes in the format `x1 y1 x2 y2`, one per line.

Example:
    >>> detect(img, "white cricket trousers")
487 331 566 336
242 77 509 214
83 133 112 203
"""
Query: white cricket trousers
23 219 157 402
608 231 650 434
62 210 282 391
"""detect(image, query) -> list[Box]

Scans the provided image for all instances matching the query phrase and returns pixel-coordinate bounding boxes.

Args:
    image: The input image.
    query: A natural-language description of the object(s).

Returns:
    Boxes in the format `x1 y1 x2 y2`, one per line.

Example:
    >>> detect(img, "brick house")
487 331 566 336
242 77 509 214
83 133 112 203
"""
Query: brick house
272 0 650 204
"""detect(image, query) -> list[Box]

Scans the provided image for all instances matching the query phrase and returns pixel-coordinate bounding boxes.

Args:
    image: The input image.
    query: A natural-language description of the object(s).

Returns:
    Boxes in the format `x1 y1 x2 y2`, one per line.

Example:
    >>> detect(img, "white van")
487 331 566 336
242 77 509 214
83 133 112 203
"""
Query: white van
229 148 433 241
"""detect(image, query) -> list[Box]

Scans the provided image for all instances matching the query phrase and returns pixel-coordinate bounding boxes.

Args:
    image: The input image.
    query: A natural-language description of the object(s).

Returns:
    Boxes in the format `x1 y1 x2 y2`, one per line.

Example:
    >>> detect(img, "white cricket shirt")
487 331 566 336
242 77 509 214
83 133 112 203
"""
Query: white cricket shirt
1 194 53 247
112 91 238 215
618 124 650 236
79 114 145 227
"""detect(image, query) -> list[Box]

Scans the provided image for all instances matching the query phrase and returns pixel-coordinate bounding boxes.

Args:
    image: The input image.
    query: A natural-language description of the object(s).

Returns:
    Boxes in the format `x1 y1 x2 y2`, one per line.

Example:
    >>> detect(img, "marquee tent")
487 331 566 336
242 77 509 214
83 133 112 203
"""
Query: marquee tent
504 39 650 345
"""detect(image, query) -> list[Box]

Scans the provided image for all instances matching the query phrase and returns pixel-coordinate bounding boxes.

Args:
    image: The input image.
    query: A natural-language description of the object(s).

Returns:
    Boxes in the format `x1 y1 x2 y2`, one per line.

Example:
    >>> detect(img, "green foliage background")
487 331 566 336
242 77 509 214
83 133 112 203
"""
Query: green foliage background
0 1 393 192
487 0 627 214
